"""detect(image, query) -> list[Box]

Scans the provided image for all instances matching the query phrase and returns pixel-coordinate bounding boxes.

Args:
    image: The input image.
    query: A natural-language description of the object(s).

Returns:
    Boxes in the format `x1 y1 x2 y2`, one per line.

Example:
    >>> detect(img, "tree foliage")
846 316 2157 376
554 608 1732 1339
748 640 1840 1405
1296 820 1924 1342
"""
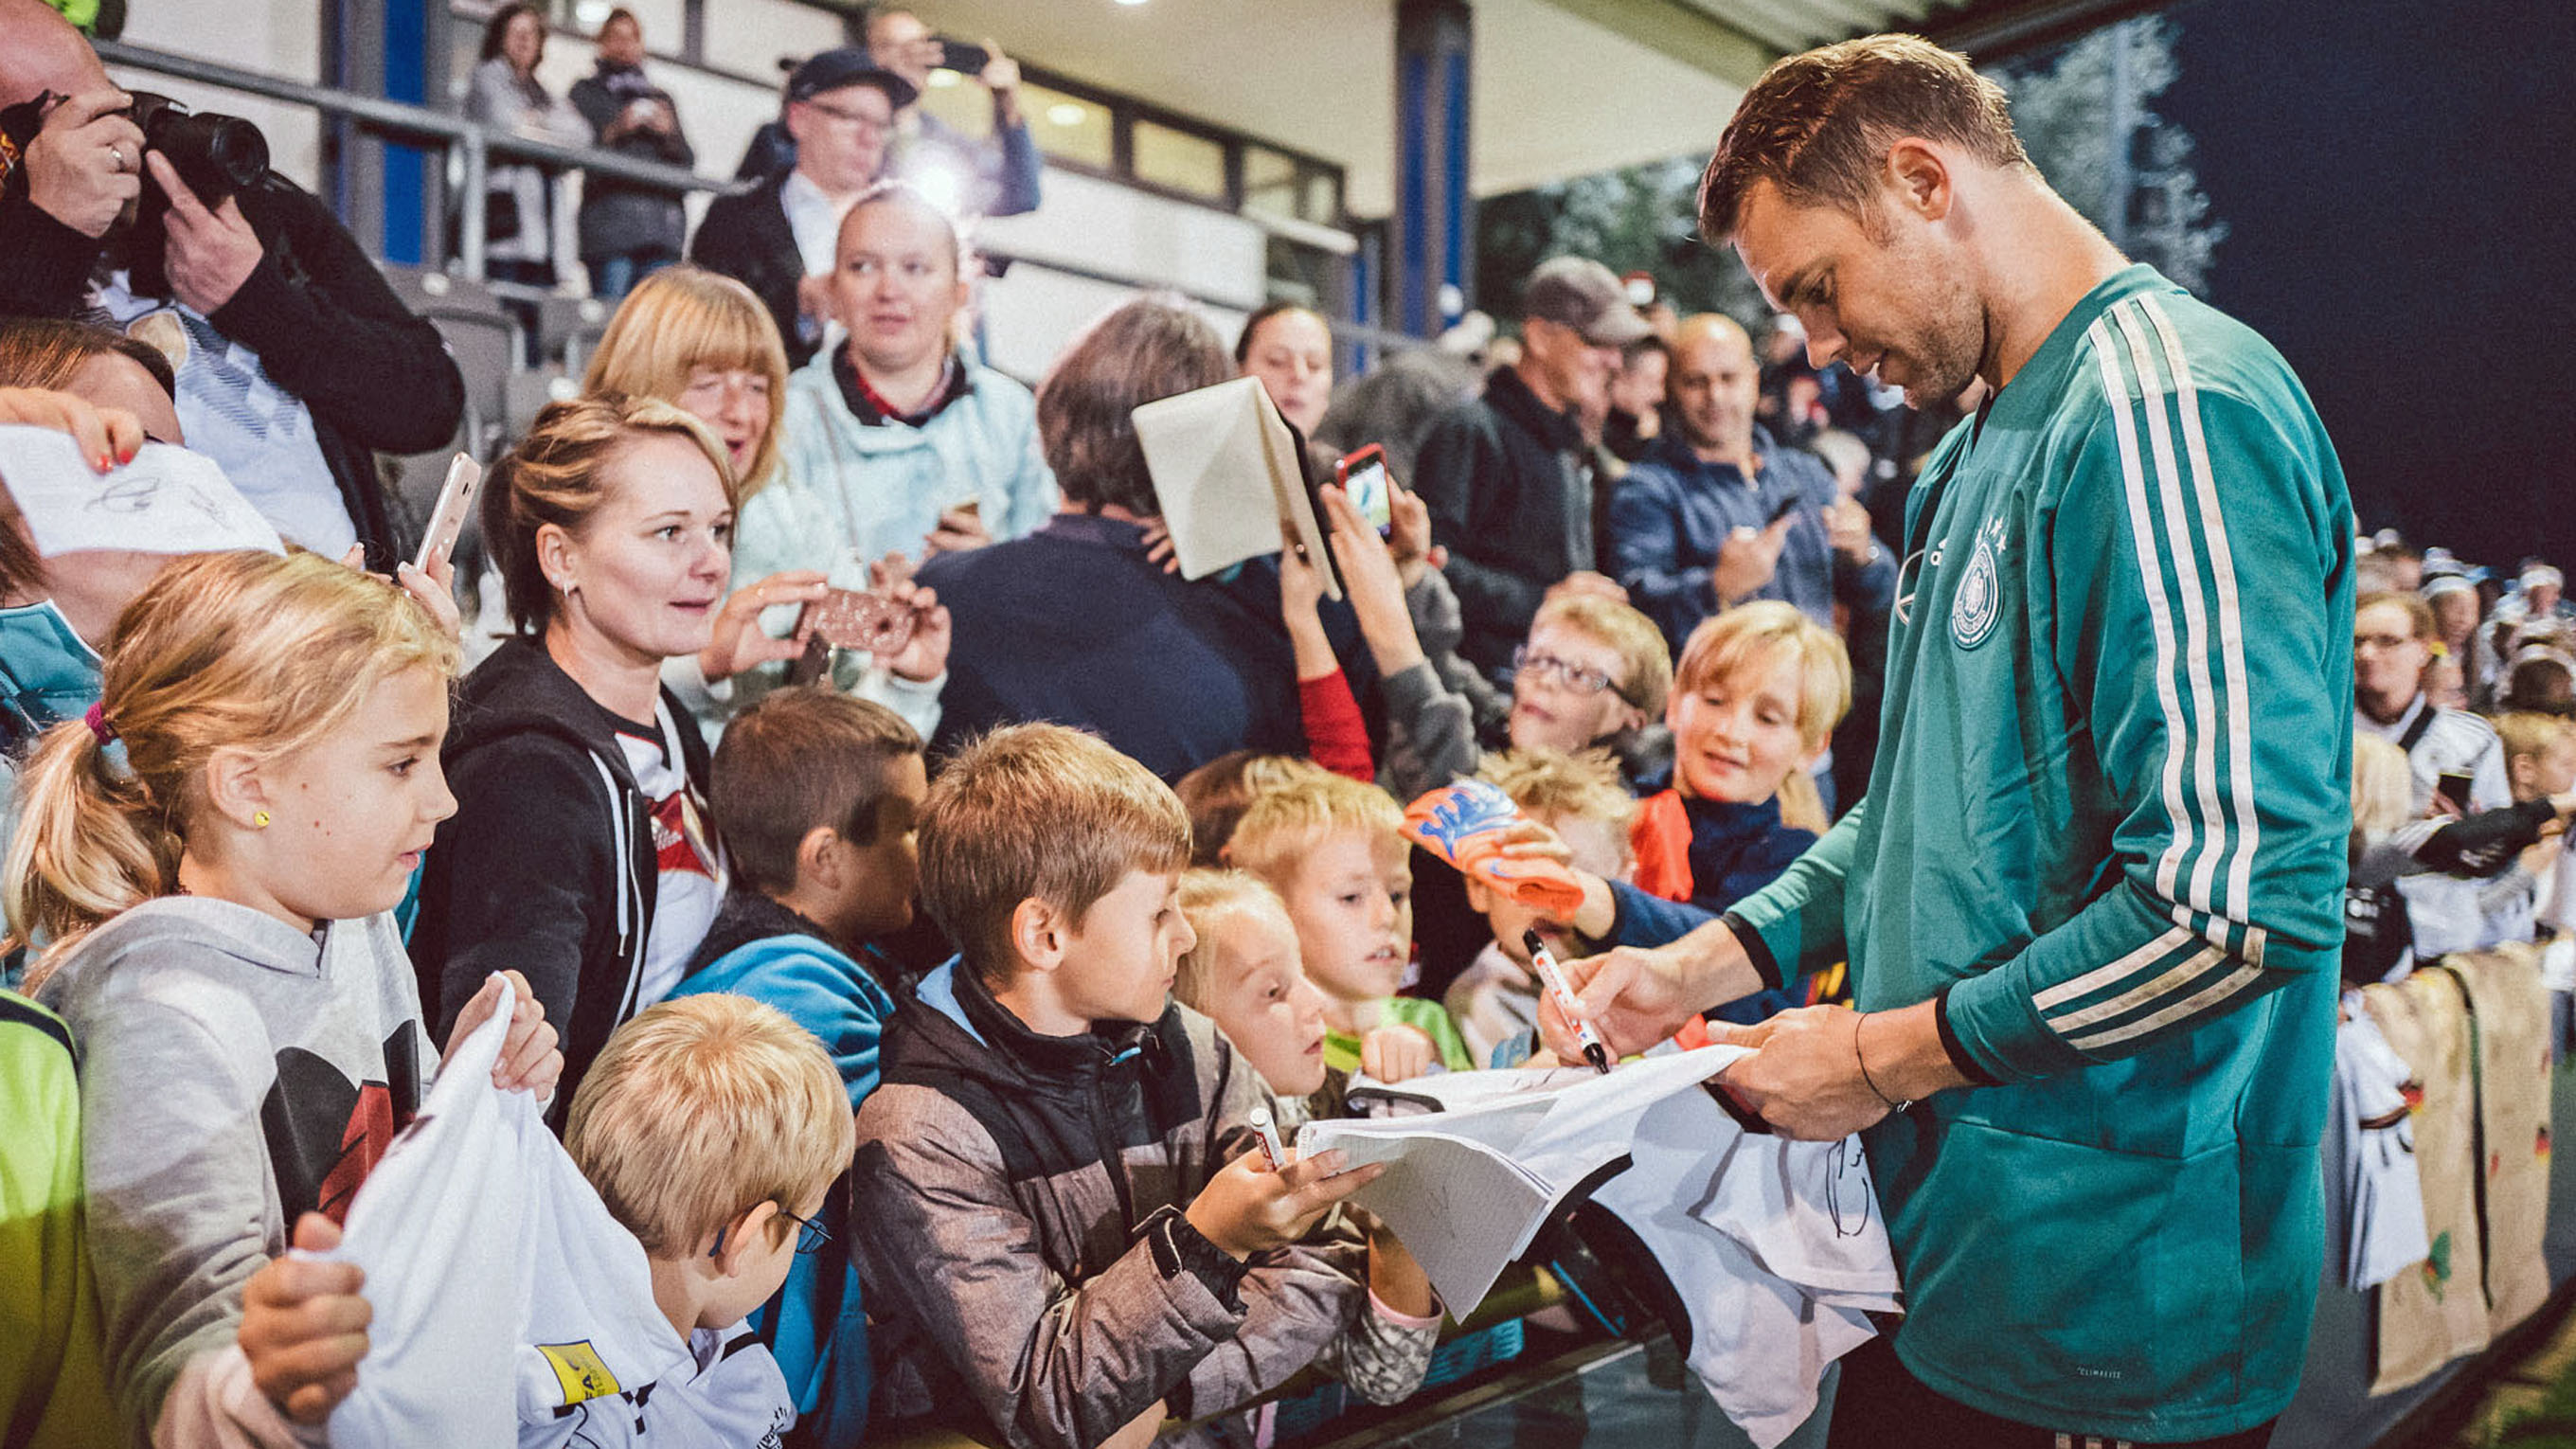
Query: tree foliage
1469 16 2227 326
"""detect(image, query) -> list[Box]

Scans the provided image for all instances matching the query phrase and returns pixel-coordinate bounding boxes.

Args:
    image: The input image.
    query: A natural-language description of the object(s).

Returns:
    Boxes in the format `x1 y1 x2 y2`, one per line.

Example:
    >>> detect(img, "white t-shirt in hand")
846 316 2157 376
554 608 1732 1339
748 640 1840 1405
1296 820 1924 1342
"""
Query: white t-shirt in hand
1591 1081 1903 1449
321 975 686 1447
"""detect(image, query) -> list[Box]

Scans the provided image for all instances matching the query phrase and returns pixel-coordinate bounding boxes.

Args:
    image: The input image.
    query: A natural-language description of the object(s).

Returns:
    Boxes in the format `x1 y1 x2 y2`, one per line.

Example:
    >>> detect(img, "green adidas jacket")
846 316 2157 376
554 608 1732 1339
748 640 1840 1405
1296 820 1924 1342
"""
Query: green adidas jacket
1726 266 2354 1440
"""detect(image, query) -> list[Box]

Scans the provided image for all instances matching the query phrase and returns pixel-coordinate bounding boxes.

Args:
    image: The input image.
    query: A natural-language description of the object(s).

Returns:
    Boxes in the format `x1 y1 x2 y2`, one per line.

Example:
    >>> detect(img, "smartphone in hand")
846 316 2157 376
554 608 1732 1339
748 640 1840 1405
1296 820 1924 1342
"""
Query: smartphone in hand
1336 444 1394 540
413 454 482 573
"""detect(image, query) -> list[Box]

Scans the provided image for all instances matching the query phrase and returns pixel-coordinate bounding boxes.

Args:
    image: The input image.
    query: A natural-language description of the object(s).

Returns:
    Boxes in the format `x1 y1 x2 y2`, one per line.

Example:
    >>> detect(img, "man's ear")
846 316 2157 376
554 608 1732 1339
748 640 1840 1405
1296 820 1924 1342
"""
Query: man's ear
1011 895 1069 974
1883 137 1954 224
201 745 274 832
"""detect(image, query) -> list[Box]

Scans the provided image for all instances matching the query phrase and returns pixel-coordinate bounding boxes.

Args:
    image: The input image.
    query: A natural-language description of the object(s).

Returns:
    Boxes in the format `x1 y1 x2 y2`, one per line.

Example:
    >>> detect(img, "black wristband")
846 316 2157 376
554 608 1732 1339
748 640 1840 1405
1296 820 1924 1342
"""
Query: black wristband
1932 983 2002 1087
1719 910 1785 993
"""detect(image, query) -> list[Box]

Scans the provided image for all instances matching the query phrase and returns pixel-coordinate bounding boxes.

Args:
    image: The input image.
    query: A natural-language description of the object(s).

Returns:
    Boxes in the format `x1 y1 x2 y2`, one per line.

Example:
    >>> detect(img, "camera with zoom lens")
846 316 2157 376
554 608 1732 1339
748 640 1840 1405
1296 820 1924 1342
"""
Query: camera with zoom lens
124 90 270 299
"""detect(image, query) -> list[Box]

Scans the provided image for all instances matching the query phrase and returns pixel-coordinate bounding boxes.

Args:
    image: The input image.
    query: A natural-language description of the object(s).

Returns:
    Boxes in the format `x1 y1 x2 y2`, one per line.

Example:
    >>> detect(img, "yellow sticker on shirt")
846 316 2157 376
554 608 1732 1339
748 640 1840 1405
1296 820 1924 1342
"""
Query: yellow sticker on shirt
536 1340 623 1405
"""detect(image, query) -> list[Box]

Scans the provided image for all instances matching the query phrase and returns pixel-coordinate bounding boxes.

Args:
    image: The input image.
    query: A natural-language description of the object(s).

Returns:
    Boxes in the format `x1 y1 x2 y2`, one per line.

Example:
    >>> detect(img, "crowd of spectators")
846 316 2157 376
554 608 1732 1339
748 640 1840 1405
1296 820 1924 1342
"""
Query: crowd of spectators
0 4 2458 1447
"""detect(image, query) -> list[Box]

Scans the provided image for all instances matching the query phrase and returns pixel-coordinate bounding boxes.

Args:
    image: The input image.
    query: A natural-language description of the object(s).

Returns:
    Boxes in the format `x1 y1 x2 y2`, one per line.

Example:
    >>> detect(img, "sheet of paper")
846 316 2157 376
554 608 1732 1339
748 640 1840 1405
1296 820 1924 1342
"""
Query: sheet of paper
0 425 282 558
1302 1127 1556 1311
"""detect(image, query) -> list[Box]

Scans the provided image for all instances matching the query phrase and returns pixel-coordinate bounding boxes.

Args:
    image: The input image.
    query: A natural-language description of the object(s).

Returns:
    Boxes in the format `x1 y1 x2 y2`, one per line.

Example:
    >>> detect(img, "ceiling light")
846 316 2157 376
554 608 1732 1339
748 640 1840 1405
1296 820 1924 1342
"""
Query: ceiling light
1115 0 1150 7
1047 101 1088 127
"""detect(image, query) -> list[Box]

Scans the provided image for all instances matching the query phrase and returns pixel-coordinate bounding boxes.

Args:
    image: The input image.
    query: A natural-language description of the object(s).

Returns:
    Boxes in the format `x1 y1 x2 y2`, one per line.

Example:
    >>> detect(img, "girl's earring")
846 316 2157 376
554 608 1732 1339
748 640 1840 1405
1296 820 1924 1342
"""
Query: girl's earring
252 811 271 829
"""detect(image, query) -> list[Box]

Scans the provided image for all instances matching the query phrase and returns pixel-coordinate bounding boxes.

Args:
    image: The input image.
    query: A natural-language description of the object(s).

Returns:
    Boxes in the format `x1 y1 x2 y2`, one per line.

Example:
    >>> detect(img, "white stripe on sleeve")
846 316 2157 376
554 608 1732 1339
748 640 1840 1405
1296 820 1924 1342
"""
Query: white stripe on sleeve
2140 293 2265 960
2086 317 2200 909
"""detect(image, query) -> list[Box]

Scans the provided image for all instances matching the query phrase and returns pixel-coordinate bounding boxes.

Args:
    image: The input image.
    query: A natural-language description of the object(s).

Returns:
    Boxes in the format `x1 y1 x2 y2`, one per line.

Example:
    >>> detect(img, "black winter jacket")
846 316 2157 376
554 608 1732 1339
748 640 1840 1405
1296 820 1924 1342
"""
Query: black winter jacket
1407 365 1603 674
0 172 464 567
407 636 712 1114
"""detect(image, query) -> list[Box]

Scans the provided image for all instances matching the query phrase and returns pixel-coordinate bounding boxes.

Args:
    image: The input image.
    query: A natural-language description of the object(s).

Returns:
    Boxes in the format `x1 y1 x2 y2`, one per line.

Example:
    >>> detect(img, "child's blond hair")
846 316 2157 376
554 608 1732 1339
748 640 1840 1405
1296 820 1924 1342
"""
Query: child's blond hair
1672 601 1853 832
2496 711 2575 772
1173 751 1330 867
6 550 458 967
917 724 1192 979
581 266 792 497
564 993 853 1257
1172 868 1297 1011
1531 594 1673 717
1226 770 1405 886
1478 748 1639 839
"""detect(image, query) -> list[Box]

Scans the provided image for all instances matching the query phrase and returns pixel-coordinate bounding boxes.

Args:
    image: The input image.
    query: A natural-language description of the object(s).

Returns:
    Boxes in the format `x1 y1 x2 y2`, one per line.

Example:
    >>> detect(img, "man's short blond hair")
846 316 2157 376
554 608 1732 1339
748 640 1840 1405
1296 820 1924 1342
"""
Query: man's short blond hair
1172 868 1297 1011
1531 594 1674 717
564 994 853 1257
917 724 1192 979
1227 771 1404 886
1479 748 1639 836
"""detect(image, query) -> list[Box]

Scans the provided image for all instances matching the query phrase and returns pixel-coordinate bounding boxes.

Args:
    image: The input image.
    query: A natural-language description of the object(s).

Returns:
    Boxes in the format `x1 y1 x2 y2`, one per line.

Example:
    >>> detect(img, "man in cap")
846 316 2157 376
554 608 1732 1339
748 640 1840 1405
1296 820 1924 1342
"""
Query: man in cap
690 48 917 367
1412 255 1652 678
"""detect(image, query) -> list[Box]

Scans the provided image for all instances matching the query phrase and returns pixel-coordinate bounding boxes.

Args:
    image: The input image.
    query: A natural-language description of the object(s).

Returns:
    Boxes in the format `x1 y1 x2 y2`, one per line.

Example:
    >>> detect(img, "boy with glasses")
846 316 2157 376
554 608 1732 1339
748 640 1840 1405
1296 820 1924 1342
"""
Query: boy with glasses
550 993 856 1445
1505 594 1673 788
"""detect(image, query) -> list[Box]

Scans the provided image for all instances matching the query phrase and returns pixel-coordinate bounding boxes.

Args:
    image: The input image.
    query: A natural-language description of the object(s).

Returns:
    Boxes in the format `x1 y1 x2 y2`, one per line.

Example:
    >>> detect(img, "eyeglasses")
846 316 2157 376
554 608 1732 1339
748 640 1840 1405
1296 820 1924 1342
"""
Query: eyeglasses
710 1205 832 1258
1512 645 1621 698
800 98 892 137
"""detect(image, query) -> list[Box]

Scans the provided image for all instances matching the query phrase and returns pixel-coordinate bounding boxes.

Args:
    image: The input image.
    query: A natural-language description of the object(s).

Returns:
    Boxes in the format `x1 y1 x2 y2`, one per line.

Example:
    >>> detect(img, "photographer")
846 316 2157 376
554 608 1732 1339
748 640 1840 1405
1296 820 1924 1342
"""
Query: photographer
0 0 464 567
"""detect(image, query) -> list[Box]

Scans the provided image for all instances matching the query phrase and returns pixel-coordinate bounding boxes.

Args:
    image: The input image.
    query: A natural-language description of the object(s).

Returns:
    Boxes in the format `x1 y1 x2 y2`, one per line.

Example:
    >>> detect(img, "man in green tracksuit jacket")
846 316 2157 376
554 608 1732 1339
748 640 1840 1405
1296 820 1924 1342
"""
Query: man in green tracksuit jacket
1551 36 2353 1448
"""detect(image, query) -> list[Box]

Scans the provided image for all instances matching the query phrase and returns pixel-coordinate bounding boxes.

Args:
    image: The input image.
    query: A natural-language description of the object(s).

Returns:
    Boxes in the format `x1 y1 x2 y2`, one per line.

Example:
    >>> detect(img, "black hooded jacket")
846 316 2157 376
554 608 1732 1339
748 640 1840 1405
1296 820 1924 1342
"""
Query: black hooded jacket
407 635 712 1113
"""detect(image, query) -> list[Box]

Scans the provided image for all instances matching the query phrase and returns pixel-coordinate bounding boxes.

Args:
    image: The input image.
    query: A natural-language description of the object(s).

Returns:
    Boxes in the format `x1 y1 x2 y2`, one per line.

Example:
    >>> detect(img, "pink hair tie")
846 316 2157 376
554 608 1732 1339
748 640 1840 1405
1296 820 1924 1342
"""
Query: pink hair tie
84 702 117 745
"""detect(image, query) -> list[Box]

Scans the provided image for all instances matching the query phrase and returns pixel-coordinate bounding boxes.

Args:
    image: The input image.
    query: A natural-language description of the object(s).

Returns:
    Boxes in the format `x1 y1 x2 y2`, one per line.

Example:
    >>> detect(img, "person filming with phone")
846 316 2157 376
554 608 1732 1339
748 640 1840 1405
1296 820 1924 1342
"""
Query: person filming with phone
0 0 464 568
1609 313 1893 659
864 8 1041 220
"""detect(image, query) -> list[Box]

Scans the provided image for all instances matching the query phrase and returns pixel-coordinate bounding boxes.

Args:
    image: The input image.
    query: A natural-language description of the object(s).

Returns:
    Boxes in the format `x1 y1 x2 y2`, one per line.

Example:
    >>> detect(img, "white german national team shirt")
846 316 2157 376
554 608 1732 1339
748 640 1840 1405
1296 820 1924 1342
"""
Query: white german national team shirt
321 976 687 1446
519 1325 794 1449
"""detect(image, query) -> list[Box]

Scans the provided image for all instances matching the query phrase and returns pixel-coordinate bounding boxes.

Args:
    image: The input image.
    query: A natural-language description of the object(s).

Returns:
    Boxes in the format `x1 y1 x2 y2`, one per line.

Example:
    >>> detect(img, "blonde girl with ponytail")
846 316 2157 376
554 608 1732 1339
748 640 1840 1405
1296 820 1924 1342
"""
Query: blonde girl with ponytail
11 548 563 1440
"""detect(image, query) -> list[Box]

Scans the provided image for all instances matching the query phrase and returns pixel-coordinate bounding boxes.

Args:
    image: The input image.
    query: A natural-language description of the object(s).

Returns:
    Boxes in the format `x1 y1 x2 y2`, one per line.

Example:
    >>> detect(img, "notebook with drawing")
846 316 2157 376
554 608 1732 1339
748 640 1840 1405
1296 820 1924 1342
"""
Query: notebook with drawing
1132 375 1340 599
1296 1046 1744 1312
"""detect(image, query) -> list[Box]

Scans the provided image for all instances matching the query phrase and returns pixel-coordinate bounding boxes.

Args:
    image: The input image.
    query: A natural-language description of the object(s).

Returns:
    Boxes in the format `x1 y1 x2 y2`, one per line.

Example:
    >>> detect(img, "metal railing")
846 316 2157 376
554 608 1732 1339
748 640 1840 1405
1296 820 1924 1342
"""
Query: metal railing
90 38 1424 356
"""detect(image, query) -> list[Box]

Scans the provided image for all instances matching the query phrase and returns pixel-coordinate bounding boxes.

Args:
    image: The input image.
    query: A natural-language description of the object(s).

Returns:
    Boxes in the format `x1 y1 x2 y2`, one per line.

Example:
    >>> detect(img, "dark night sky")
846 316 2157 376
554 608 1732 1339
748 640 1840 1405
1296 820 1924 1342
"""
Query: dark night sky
2156 0 2574 570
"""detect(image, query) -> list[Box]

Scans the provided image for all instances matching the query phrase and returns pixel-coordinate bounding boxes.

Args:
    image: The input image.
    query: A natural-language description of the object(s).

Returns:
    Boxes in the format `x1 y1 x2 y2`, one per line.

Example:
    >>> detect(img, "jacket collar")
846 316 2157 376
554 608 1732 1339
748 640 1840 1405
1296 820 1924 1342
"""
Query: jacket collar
1033 511 1151 551
831 345 974 429
1481 364 1584 452
920 956 1165 1079
1987 262 2178 437
1639 422 1783 480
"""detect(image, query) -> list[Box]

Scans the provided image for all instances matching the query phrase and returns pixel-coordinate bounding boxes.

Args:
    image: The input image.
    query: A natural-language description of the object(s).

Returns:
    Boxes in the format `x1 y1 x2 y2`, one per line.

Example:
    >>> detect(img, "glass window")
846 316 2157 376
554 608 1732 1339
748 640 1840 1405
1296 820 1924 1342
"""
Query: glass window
1243 144 1300 220
1023 83 1111 169
1133 118 1226 202
914 67 994 139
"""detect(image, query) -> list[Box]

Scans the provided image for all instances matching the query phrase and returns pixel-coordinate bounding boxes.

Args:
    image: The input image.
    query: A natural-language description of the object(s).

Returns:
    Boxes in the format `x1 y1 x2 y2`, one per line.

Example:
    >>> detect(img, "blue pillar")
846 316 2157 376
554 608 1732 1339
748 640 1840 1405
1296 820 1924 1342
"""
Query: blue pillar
1392 0 1472 339
379 0 429 264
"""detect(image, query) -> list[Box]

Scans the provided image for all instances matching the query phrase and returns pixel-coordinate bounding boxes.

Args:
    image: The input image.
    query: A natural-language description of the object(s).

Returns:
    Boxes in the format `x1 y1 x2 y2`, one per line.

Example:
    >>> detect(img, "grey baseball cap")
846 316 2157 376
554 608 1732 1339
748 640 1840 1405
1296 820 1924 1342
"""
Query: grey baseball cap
1522 257 1654 347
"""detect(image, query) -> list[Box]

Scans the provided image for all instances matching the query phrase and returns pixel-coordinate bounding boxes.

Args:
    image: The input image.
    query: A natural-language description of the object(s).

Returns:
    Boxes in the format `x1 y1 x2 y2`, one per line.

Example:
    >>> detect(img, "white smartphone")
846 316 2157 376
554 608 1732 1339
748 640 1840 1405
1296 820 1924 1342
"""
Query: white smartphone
413 454 482 574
